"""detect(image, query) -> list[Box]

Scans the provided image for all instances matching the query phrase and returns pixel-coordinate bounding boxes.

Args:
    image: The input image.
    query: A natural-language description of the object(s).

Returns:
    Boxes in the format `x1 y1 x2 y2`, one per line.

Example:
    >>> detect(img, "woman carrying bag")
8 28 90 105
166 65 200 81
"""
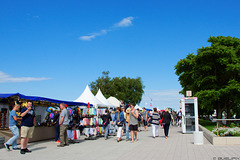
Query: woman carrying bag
101 109 112 140
114 107 125 142
162 108 172 139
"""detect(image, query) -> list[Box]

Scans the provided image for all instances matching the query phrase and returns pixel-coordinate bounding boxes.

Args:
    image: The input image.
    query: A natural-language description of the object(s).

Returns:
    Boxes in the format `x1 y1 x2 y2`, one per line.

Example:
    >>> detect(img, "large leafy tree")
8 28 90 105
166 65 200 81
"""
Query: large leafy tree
90 71 145 106
175 36 240 119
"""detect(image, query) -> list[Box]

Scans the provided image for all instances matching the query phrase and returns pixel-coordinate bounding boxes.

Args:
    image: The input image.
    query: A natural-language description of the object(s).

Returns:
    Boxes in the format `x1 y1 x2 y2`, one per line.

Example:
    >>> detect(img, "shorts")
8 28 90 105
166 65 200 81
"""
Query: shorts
143 120 148 126
129 125 138 131
21 126 35 138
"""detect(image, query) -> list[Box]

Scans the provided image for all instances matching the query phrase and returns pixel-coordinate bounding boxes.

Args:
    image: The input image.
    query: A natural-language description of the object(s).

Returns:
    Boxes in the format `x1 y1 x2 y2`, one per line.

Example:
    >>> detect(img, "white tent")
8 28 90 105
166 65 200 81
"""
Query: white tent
95 89 117 108
107 96 121 108
135 105 143 110
74 85 106 107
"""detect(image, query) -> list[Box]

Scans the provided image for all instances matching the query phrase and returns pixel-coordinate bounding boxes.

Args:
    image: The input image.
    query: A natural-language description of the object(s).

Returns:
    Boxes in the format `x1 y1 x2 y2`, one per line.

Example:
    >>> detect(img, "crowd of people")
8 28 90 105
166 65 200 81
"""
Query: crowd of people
98 104 183 141
4 101 182 154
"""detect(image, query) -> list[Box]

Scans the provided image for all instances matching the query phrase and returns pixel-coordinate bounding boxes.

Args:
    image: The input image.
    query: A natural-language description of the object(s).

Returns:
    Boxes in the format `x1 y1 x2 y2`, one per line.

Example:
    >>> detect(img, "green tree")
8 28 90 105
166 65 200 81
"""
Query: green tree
90 71 145 106
89 71 113 98
175 36 240 119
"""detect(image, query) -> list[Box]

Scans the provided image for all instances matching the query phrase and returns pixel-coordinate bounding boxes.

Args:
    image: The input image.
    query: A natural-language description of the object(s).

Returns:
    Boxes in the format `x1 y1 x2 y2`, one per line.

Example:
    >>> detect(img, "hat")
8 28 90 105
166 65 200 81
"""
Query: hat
126 108 131 113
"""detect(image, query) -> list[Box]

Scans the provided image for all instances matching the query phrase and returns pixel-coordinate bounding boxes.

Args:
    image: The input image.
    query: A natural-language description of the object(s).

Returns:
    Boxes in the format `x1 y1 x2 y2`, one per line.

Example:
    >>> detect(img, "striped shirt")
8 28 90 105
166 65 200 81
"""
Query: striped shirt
151 112 160 125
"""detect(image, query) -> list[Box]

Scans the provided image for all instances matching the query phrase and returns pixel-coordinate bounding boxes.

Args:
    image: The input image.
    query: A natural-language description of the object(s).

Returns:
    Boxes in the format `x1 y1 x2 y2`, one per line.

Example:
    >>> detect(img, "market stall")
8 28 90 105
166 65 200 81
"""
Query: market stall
0 93 89 143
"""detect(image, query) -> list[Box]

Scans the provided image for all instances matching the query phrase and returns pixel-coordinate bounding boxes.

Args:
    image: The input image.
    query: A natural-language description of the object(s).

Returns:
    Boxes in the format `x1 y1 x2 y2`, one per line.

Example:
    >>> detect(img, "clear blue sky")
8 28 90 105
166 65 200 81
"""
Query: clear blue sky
0 0 239 110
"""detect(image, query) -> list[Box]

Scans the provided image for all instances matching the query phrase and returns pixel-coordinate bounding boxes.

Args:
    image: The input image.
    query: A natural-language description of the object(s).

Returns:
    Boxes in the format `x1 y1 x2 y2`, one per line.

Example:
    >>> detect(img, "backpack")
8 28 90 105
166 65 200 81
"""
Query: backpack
138 114 142 121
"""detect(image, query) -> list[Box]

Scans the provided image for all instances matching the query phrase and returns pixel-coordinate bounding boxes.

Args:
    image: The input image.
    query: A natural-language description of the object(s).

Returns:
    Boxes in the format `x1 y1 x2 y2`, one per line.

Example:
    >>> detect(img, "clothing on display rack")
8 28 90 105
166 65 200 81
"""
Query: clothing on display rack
67 129 80 140
97 109 106 116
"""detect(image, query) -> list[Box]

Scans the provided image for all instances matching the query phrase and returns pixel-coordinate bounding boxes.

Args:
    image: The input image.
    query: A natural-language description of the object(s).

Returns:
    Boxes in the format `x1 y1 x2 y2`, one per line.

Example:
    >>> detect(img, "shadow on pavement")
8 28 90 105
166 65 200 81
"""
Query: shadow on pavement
31 147 47 151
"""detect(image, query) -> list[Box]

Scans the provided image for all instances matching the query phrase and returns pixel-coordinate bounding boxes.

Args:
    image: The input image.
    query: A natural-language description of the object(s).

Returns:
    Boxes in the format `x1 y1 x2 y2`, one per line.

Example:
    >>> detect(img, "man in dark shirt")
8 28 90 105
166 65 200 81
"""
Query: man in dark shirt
20 101 35 154
53 111 60 143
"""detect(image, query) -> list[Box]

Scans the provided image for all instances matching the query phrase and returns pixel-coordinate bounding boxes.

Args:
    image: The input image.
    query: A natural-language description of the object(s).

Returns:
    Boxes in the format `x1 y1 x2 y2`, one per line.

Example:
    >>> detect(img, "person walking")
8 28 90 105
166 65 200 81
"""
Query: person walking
125 108 131 141
142 107 148 132
53 111 60 143
162 108 172 139
129 104 139 143
58 103 70 147
101 109 111 140
4 103 21 150
137 108 142 132
122 108 126 136
172 111 177 126
114 107 124 142
110 111 116 136
20 101 35 154
148 108 160 138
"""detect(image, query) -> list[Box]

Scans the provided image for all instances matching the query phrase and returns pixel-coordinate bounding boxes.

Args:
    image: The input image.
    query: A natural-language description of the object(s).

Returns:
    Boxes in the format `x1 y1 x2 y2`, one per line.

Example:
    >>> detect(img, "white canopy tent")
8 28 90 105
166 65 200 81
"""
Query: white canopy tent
135 105 143 110
74 85 106 108
95 89 117 108
107 96 121 108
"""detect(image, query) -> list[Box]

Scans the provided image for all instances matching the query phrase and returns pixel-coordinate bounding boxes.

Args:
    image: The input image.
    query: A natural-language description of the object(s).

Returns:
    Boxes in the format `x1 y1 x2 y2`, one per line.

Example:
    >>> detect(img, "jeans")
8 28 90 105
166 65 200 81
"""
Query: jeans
126 122 129 139
164 123 170 137
151 124 159 137
104 124 110 138
6 125 19 149
55 125 60 141
109 121 115 134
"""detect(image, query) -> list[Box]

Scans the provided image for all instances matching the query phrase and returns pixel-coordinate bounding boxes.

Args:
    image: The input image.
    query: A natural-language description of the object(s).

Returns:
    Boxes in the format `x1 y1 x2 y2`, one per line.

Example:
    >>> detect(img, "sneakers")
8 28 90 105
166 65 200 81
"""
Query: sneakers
20 148 31 154
55 140 61 143
25 148 32 153
4 143 10 151
12 147 21 150
20 149 25 154
57 144 64 147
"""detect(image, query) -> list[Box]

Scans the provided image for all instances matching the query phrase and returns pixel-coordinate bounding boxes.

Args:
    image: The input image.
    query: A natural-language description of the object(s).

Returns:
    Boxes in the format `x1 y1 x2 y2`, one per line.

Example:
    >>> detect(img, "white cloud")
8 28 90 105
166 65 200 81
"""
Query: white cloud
114 16 134 27
79 29 108 41
79 16 134 41
140 89 183 111
79 35 96 41
0 71 51 83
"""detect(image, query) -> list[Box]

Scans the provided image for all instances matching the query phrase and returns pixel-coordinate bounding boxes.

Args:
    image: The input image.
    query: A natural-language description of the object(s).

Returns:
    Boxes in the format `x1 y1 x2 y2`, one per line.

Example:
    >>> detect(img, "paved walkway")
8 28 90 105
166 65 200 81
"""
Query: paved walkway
1 126 240 160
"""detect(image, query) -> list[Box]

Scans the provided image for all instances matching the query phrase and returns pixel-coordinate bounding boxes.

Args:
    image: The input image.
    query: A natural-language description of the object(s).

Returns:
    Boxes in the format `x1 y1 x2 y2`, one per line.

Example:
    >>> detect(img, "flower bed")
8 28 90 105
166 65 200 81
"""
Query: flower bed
212 123 240 136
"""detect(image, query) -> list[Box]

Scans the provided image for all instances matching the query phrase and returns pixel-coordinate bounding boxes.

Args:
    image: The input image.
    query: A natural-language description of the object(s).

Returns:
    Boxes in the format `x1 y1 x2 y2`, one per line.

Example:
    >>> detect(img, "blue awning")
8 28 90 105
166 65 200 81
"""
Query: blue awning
145 108 152 111
0 93 91 106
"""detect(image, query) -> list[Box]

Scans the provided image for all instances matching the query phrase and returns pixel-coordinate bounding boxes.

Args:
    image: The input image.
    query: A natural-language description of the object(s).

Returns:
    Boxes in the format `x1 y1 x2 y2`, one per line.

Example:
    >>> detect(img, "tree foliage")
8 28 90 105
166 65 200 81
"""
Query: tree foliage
175 36 240 118
89 71 145 106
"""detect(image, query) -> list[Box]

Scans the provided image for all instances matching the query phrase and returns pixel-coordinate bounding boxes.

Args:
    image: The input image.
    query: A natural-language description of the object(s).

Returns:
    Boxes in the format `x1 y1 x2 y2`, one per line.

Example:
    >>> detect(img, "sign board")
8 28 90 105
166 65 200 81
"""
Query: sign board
186 91 192 97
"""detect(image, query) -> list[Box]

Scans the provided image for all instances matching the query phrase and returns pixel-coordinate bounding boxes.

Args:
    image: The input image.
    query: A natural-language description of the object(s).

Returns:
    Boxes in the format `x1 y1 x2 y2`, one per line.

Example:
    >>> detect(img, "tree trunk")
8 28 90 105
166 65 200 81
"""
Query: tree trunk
226 104 232 125
217 107 222 119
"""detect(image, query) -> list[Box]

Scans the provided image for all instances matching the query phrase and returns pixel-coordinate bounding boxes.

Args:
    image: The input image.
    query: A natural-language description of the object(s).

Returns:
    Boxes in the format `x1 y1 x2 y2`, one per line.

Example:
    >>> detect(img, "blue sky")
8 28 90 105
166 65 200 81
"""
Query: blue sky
0 0 239 110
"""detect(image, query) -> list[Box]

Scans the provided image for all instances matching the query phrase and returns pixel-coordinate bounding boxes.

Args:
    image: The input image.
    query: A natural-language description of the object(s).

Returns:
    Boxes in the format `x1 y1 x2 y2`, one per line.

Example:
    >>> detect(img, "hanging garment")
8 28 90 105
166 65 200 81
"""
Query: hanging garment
73 130 77 140
90 128 94 135
67 130 73 140
83 118 89 126
76 130 80 139
85 128 89 137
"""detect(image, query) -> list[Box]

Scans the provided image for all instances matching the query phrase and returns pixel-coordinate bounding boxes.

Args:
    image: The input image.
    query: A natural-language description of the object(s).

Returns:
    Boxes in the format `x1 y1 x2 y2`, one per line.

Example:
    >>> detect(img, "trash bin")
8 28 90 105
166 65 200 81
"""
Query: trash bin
194 131 203 145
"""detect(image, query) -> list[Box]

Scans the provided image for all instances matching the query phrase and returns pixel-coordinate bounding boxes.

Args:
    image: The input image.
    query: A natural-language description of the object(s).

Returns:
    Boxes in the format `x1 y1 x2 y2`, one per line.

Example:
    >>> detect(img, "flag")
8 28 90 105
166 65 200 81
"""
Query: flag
150 98 152 107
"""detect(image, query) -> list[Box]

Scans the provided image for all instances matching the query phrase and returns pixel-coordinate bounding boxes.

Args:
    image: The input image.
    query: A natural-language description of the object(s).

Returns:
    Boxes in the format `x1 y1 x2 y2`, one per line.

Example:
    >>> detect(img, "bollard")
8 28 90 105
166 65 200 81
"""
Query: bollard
194 131 203 145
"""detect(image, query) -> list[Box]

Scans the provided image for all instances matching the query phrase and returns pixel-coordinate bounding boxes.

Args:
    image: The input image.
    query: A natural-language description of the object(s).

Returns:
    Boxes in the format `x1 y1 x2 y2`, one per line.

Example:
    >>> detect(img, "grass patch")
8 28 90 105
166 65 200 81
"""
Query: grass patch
199 119 216 132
